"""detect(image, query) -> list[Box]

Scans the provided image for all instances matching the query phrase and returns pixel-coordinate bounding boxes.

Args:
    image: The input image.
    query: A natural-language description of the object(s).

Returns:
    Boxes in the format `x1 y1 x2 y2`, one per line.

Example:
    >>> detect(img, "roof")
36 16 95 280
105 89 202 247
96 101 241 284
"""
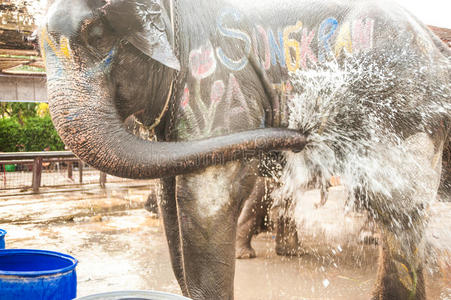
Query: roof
0 49 45 76
0 0 44 76
428 25 451 47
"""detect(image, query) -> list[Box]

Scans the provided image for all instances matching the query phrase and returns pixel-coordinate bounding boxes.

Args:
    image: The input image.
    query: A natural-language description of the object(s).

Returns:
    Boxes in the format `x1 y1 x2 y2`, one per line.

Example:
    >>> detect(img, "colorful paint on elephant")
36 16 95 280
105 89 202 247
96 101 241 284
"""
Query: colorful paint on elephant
283 21 303 72
40 27 116 79
181 85 190 109
272 81 294 126
179 10 375 137
40 28 72 62
217 9 375 72
177 71 260 139
189 42 217 80
252 25 271 70
216 9 252 71
180 35 264 139
210 80 226 103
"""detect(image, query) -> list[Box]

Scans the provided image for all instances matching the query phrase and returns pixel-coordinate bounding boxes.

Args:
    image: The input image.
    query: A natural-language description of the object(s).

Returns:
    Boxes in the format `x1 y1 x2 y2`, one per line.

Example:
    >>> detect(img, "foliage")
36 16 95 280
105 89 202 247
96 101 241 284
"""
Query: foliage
21 116 65 151
36 103 49 117
0 117 22 152
0 112 65 152
0 102 39 124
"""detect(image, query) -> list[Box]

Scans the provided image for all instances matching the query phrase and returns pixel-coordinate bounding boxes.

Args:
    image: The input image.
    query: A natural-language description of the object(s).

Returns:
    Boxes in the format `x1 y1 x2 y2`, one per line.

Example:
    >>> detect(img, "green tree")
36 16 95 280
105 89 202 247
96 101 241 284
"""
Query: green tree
0 102 39 125
20 116 65 151
0 117 23 152
0 104 65 152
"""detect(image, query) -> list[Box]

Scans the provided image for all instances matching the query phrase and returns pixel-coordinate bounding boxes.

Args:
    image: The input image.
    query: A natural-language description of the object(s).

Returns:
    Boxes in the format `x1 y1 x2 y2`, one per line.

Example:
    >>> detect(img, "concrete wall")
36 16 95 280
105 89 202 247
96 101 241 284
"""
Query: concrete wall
0 74 47 103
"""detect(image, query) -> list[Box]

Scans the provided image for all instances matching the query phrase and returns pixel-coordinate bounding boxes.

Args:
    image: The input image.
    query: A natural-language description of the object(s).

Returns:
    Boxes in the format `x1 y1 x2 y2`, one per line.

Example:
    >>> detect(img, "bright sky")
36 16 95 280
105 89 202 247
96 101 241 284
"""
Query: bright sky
394 0 451 28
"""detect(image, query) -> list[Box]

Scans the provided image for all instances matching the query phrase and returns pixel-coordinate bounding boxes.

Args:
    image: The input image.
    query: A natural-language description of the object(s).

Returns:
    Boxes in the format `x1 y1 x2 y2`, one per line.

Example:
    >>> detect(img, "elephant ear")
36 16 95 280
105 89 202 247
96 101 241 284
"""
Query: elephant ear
104 0 180 70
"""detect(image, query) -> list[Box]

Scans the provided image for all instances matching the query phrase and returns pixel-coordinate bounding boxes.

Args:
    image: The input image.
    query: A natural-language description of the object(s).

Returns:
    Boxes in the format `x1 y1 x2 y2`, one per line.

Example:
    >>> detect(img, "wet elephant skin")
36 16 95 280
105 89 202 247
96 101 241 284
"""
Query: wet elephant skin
41 0 450 299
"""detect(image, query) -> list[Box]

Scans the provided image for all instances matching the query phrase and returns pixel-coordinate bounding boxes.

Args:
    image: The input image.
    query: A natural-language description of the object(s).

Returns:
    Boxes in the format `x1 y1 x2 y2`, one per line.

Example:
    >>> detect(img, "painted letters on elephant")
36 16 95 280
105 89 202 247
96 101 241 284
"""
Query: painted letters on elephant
216 10 375 72
183 12 375 134
178 70 261 139
216 9 252 71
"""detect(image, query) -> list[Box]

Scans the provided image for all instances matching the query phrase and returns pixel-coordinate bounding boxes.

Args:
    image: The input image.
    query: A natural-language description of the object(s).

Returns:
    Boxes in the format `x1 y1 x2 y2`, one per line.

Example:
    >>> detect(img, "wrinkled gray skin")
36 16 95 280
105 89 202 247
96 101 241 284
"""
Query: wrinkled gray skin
236 178 329 258
235 177 271 259
41 0 449 299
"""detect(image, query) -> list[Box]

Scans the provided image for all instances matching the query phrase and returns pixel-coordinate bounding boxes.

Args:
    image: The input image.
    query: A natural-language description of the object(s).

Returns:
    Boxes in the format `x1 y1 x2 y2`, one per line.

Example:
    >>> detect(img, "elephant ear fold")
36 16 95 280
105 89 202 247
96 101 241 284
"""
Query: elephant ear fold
127 30 180 70
126 1 180 70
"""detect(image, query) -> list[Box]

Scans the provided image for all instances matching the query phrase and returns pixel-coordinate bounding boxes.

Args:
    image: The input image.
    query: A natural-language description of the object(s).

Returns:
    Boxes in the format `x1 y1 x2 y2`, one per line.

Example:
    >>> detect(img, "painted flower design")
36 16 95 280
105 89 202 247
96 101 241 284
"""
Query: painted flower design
189 41 217 80
181 85 190 109
210 80 225 103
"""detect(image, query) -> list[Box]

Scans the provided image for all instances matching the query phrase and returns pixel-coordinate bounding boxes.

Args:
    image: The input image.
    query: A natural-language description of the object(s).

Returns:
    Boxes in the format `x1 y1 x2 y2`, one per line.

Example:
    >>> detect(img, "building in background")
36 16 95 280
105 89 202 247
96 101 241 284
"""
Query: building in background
0 0 46 104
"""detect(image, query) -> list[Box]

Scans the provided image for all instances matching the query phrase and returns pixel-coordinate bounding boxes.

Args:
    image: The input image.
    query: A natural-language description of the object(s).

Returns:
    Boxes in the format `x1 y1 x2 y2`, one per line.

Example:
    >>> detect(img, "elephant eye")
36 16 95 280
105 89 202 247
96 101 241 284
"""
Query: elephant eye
80 18 116 56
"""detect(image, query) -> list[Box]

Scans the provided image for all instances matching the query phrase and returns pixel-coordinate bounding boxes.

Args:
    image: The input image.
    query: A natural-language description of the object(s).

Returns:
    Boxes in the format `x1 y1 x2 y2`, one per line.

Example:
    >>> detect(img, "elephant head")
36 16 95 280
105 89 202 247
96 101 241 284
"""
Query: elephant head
40 0 306 179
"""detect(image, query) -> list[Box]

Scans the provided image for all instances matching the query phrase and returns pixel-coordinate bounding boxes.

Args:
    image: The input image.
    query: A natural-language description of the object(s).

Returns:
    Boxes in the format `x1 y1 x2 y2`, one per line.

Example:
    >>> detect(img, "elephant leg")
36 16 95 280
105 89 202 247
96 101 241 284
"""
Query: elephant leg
236 177 267 259
158 177 189 296
315 184 329 208
176 162 257 300
371 132 444 300
275 214 300 256
372 226 427 300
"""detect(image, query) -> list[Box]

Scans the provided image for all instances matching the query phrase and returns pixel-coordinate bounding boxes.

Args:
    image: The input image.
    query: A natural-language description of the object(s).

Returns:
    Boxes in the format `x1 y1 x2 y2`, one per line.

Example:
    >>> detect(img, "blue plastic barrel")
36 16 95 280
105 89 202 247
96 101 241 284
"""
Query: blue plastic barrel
0 249 78 300
76 290 192 300
0 229 6 249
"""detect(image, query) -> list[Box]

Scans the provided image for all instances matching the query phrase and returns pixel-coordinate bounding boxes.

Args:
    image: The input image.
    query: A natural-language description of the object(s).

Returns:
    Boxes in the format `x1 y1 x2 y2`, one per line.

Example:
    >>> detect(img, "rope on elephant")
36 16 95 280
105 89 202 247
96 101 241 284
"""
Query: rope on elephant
166 0 183 141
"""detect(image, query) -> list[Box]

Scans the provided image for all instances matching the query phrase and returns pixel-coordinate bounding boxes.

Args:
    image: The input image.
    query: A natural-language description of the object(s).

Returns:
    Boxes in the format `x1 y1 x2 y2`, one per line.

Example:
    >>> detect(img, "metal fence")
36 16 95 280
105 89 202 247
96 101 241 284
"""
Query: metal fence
0 151 131 193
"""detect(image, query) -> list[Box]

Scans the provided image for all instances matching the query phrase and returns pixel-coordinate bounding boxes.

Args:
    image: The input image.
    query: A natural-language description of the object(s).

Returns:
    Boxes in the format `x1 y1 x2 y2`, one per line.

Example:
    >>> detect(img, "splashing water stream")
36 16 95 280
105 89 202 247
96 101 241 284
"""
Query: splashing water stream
273 46 450 244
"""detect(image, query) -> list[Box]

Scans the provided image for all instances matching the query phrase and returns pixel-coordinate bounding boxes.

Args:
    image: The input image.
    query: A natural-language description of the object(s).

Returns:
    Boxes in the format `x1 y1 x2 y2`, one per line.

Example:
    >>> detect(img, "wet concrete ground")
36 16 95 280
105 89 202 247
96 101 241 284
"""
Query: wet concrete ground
0 182 450 299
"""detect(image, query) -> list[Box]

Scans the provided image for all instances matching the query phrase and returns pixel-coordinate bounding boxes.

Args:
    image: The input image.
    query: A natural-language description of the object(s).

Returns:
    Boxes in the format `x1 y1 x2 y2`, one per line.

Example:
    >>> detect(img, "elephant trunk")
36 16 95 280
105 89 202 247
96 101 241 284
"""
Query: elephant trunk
47 61 306 179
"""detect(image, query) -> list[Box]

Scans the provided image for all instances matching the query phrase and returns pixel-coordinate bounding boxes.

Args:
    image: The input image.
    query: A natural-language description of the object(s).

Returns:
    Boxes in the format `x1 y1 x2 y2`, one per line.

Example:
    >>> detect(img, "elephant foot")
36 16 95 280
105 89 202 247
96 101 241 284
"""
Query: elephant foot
372 230 426 300
372 267 426 300
275 240 300 257
236 246 256 259
359 219 379 245
359 230 380 245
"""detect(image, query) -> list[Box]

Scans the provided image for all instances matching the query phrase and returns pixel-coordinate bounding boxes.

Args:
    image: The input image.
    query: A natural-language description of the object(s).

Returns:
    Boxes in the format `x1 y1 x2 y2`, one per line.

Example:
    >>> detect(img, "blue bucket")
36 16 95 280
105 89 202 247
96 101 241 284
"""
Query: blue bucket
0 249 78 300
0 229 6 249
76 290 192 299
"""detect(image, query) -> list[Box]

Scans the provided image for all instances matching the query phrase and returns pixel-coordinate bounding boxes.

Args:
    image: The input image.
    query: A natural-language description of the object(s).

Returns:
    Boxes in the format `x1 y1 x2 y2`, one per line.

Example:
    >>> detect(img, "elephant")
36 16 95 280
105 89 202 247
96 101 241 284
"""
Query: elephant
40 0 450 299
236 176 331 259
235 177 273 259
236 178 382 259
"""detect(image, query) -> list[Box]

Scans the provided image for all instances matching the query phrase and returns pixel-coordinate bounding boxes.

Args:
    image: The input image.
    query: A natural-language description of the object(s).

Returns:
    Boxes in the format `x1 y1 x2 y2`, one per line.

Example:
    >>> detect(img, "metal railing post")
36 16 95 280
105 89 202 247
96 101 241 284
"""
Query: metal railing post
78 160 83 184
1 163 6 188
0 152 127 191
32 157 43 193
67 162 73 180
99 172 107 188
